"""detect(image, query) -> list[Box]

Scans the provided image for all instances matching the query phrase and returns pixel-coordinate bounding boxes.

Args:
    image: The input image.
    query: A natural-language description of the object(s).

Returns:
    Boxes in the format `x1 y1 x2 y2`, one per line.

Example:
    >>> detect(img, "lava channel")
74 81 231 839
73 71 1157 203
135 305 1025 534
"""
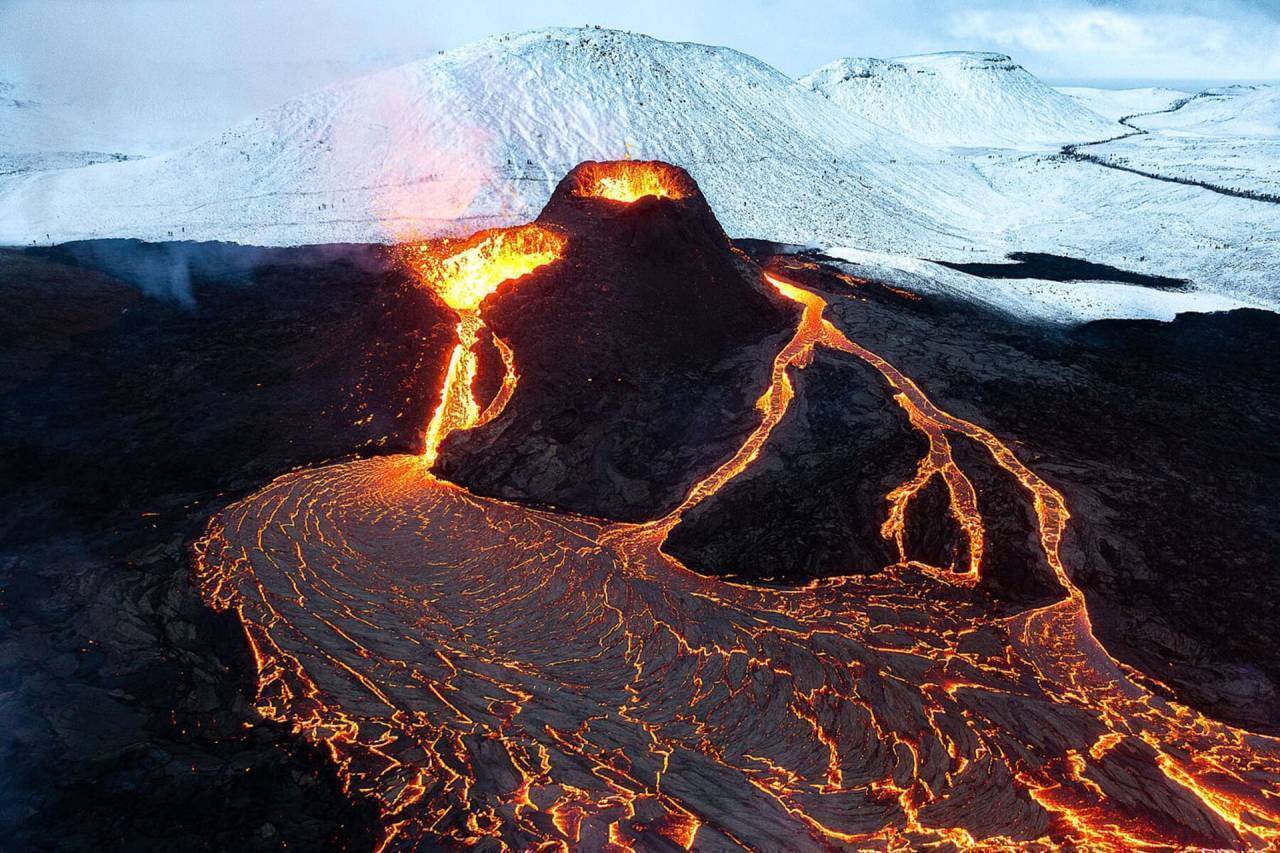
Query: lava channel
194 162 1280 851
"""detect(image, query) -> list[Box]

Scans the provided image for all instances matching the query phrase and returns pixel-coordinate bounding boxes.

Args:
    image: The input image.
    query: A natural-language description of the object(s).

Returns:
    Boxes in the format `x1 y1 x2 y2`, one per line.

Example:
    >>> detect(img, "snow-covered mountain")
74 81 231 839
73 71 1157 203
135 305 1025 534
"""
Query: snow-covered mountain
801 52 1120 149
1056 86 1189 122
0 28 1014 252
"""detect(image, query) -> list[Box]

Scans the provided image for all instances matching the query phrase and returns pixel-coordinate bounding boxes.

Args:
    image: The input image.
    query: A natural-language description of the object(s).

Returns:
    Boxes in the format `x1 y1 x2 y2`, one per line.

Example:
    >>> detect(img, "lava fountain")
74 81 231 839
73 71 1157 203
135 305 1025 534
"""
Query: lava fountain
193 160 1280 850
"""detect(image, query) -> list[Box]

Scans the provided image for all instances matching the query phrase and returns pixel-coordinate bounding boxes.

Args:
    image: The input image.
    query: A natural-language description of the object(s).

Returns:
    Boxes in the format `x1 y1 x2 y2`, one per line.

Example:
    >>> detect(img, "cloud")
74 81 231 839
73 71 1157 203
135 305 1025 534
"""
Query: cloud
947 1 1280 81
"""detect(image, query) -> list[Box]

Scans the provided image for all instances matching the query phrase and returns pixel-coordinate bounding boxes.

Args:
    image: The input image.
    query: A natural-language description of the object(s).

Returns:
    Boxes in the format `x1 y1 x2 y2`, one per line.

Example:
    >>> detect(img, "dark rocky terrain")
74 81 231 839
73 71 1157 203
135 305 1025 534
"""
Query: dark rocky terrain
668 250 1280 732
932 251 1189 289
0 242 454 849
1 226 1277 847
664 348 925 581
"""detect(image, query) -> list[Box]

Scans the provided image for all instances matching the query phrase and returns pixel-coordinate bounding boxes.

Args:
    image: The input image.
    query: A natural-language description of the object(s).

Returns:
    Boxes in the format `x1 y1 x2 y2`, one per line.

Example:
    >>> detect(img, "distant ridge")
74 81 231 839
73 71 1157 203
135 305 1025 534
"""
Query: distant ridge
802 52 1120 148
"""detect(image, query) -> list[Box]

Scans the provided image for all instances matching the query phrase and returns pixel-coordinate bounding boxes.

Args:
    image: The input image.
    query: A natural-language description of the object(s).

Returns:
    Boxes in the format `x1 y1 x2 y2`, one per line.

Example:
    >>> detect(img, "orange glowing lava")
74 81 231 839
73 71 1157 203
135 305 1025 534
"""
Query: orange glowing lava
403 224 565 464
571 160 693 204
194 232 1280 850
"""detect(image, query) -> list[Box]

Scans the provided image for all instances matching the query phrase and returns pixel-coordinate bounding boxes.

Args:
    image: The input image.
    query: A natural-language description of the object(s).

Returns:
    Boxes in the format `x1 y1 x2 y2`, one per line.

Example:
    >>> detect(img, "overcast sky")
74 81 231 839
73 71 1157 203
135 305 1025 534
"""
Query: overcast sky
4 0 1278 148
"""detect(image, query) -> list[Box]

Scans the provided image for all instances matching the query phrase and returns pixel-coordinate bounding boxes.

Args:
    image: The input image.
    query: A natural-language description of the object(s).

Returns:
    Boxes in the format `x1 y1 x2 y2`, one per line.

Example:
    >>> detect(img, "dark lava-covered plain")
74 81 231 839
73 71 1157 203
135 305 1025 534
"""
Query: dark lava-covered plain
0 241 454 849
931 251 1190 289
2 226 1278 847
689 248 1280 732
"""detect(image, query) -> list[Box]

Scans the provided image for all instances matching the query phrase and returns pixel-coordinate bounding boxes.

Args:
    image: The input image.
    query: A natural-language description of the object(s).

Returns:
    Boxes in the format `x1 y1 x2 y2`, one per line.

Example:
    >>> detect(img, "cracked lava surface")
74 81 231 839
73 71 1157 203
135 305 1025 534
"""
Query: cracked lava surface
193 163 1280 850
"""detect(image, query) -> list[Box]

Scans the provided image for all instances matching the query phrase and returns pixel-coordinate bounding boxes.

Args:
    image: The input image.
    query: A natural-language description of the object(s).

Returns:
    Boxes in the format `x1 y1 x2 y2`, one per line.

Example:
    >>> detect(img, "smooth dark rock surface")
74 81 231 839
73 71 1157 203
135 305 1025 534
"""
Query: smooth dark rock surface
932 251 1189 289
665 350 925 582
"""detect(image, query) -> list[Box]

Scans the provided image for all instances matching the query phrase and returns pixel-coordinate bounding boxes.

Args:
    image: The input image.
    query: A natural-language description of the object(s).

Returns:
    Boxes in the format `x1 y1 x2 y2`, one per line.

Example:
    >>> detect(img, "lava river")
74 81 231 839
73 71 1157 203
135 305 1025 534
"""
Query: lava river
194 164 1280 851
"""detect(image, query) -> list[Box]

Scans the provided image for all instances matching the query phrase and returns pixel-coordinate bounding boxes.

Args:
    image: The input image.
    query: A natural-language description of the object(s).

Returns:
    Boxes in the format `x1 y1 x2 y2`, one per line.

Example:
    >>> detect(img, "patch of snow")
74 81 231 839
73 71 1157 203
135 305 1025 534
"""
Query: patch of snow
1084 134 1280 197
932 148 1280 315
825 246 1252 325
0 80 144 177
1135 85 1280 137
1083 85 1280 197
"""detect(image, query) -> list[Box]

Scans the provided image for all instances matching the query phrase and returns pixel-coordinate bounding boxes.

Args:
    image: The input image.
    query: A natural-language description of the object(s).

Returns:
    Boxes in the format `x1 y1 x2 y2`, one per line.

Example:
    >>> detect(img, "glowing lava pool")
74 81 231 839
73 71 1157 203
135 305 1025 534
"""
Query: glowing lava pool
193 162 1280 850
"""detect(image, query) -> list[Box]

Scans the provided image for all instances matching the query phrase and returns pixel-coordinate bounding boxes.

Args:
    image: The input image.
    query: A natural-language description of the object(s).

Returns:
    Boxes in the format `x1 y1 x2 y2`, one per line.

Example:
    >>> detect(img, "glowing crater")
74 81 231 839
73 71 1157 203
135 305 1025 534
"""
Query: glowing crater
404 224 566 313
571 160 694 204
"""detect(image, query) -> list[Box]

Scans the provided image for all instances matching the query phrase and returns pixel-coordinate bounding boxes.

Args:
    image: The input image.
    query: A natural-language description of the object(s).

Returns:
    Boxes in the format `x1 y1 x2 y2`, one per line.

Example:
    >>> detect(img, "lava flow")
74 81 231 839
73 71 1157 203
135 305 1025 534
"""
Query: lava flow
402 224 565 463
194 161 1280 850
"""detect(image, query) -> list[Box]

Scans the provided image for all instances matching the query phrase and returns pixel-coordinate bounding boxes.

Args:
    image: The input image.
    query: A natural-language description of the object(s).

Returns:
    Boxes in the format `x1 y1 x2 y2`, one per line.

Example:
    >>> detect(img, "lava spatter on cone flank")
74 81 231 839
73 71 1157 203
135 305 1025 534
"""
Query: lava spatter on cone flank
434 161 797 521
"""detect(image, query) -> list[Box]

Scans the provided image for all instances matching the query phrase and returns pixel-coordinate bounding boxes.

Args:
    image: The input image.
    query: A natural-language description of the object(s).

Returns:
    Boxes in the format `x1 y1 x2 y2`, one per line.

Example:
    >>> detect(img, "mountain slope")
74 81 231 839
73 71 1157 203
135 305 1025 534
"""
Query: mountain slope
0 29 1014 252
802 52 1120 149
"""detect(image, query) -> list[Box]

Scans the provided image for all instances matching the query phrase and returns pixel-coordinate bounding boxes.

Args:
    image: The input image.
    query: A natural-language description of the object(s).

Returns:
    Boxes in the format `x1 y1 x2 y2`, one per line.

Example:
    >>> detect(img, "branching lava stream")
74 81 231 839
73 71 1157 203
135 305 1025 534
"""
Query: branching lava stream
194 172 1280 850
403 224 565 464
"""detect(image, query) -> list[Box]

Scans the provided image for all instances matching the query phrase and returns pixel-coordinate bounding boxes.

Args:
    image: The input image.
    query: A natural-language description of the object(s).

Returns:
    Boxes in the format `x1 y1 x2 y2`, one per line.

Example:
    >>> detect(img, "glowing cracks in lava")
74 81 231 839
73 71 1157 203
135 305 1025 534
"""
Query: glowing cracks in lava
405 224 566 312
194 257 1280 850
571 161 693 204
403 224 565 464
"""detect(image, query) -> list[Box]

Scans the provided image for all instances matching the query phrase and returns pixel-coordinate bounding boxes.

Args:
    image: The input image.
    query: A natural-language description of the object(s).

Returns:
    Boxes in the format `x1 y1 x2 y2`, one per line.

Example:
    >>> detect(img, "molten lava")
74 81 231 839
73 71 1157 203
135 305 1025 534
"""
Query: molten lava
193 169 1280 850
403 224 565 463
571 160 693 203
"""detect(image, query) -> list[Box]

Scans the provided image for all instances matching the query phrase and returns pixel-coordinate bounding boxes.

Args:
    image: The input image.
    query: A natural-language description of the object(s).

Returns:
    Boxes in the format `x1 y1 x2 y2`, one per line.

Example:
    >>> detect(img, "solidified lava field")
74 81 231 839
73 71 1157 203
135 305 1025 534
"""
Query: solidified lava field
3 160 1279 850
191 163 1280 849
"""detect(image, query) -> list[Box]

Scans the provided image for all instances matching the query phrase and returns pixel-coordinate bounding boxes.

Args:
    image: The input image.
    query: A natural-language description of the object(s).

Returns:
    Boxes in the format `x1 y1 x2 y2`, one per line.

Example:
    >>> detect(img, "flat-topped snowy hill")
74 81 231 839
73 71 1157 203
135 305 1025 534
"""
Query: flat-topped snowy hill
802 52 1121 149
0 28 1014 253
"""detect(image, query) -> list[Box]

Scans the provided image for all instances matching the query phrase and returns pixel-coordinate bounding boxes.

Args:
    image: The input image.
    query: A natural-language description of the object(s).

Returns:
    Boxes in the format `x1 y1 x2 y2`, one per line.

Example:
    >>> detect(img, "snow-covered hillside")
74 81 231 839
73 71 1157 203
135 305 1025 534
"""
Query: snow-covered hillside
1135 85 1279 137
801 52 1120 149
0 28 1014 253
1056 86 1189 122
0 80 140 176
3 30 1275 324
931 148 1276 318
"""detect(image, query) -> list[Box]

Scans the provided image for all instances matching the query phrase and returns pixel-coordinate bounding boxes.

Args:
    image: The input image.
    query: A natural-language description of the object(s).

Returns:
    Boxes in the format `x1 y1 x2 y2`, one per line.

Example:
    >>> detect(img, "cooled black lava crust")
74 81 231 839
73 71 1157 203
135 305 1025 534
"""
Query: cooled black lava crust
667 255 1280 733
0 241 454 850
1 232 1277 848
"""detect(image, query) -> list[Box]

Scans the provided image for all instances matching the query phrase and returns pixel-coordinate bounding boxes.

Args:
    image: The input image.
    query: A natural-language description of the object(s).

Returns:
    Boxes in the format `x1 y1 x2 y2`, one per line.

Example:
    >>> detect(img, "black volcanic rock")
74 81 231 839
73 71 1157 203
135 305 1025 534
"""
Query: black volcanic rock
948 434 1066 608
3 202 1278 847
741 254 1280 732
664 350 926 582
0 242 454 849
434 162 797 521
